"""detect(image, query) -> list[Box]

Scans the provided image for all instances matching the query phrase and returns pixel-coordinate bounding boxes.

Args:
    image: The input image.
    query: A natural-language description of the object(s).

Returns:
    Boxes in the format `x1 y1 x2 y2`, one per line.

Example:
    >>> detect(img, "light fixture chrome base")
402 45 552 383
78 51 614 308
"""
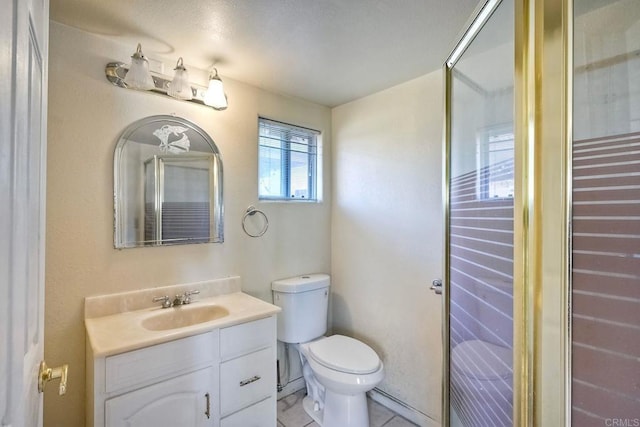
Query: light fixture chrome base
105 62 228 111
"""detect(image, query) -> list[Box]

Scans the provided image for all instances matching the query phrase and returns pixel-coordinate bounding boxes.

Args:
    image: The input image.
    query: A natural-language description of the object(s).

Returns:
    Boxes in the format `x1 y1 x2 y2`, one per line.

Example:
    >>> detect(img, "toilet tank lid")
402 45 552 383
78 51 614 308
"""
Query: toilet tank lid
271 274 330 293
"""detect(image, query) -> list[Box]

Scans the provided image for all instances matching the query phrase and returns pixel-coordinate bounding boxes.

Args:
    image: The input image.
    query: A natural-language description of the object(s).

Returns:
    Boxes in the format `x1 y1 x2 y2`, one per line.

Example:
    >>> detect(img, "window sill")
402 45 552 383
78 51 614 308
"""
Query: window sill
257 198 322 204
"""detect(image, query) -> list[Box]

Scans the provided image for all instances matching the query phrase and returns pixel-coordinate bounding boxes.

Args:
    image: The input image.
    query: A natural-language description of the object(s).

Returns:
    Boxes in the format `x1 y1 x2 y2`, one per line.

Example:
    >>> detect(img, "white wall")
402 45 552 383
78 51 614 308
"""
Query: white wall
331 70 444 424
45 22 331 427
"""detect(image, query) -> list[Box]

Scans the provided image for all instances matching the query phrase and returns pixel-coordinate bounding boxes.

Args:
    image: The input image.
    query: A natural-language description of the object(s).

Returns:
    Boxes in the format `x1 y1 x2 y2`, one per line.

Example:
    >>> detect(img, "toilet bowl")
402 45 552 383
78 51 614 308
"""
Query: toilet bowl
297 335 385 426
272 274 384 427
301 335 384 394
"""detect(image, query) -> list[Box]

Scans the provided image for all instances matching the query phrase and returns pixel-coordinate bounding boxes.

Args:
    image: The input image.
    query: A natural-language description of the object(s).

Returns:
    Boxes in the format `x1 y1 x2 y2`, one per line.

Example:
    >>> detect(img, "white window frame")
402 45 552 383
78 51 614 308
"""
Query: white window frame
476 124 514 200
258 117 320 202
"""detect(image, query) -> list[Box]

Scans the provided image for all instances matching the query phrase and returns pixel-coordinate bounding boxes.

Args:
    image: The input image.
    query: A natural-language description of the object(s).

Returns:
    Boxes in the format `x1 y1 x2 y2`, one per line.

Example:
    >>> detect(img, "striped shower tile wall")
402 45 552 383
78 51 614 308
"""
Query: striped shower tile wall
572 130 640 425
144 202 211 244
162 202 211 242
449 159 514 427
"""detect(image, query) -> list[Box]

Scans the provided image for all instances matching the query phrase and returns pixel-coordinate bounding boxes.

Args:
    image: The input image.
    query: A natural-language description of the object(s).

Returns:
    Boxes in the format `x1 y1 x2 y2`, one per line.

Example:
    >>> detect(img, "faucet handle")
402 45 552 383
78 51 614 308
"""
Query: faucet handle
153 295 172 308
183 289 200 304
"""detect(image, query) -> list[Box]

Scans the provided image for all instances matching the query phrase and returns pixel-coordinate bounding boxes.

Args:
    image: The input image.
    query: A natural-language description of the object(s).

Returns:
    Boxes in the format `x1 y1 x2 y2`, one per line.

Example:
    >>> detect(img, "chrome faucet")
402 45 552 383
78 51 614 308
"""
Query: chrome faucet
182 289 200 304
153 290 200 308
172 290 200 306
152 295 172 309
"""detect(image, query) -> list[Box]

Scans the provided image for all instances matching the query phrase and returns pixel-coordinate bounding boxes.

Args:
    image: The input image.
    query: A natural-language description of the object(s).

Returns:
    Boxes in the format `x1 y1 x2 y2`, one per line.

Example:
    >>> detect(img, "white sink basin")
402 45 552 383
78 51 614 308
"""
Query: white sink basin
85 287 282 357
142 305 230 331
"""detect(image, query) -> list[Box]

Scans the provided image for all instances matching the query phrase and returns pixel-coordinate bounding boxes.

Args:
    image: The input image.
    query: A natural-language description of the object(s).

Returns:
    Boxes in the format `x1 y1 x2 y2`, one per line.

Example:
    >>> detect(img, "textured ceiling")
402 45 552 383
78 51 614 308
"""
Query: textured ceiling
50 0 480 107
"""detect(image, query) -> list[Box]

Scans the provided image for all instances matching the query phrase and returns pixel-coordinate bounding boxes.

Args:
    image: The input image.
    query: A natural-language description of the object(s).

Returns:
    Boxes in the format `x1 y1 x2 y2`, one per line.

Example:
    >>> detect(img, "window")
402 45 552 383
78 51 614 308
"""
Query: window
258 117 320 201
477 127 514 200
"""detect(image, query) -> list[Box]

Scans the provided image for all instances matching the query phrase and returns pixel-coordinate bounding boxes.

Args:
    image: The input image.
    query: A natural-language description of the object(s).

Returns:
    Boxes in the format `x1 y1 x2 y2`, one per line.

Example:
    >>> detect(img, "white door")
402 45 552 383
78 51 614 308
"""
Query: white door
0 0 50 426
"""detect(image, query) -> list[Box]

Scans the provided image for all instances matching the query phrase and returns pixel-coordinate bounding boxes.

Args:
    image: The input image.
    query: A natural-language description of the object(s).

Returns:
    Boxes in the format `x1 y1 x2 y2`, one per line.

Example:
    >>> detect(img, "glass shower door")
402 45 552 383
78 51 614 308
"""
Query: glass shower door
571 1 640 424
445 1 514 426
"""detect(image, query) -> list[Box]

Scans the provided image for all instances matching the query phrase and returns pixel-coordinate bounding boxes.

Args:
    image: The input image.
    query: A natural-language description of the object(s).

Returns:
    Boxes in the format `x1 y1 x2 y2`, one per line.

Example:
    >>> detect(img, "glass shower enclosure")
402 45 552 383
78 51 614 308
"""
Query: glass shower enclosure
443 0 640 425
444 1 514 426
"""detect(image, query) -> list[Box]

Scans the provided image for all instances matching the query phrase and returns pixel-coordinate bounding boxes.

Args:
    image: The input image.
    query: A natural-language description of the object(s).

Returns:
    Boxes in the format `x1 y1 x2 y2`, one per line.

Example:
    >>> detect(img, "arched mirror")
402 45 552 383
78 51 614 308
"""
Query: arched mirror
114 115 223 248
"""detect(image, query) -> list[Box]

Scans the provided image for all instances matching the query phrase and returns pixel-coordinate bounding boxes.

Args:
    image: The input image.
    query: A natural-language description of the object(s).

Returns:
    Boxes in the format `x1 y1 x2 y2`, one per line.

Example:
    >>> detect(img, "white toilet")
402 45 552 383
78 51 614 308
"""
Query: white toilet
272 274 384 427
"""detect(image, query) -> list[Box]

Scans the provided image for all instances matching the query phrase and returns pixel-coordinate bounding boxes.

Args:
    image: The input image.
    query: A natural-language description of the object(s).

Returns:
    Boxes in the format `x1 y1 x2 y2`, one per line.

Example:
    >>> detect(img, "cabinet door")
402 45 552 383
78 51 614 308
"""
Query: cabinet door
106 367 215 427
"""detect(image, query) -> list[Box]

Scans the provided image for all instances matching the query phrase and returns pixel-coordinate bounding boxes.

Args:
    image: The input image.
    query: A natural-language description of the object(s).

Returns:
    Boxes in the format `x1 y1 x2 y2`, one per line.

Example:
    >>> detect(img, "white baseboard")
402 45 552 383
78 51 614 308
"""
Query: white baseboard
367 388 440 427
276 376 306 399
277 378 440 427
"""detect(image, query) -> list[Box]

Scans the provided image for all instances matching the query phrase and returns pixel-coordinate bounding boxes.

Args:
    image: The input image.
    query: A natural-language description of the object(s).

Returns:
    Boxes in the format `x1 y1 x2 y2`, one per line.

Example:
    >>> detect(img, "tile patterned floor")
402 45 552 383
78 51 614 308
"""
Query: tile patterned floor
277 389 418 427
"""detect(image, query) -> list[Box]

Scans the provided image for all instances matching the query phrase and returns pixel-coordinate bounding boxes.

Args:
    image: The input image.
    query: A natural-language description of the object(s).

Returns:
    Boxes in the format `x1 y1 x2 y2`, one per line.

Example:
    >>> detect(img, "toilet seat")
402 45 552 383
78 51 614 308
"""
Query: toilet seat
451 340 512 380
309 335 381 374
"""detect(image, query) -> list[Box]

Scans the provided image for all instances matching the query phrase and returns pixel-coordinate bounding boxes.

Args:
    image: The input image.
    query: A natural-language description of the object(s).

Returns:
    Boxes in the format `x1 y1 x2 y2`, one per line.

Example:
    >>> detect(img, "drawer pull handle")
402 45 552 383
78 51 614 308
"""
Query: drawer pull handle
204 392 210 419
239 375 261 387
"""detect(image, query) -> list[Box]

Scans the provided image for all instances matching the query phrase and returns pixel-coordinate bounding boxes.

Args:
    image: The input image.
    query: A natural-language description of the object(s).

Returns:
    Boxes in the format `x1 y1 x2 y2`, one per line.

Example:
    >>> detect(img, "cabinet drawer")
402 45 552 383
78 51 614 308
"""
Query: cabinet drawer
220 316 275 360
220 347 276 416
105 331 218 393
220 397 276 427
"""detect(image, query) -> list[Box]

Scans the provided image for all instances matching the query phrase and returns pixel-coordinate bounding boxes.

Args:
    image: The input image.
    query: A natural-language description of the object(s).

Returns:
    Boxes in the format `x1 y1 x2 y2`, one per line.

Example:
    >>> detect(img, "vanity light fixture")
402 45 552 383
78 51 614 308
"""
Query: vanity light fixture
105 43 228 111
123 43 155 90
203 68 228 110
167 57 193 101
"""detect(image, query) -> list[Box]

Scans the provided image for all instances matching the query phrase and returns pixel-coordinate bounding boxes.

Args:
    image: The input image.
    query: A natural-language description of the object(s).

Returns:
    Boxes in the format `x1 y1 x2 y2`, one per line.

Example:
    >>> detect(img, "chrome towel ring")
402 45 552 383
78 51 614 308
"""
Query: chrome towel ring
242 206 269 237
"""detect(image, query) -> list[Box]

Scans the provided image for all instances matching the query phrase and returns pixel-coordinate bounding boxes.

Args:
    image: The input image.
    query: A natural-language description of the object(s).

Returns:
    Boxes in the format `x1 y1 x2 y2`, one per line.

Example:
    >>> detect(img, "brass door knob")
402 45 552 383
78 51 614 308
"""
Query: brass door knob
38 361 68 395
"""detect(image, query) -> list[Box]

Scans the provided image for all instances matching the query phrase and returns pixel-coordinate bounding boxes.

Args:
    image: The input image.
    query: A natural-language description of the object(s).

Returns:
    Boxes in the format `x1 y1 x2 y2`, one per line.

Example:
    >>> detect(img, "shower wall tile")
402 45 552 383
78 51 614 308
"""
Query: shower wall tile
572 317 640 355
572 272 638 298
572 130 640 422
573 292 640 325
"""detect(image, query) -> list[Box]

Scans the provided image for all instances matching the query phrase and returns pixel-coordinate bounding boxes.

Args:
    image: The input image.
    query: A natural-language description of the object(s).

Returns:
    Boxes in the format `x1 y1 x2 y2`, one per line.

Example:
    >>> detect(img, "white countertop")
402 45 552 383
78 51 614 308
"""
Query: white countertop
85 278 280 357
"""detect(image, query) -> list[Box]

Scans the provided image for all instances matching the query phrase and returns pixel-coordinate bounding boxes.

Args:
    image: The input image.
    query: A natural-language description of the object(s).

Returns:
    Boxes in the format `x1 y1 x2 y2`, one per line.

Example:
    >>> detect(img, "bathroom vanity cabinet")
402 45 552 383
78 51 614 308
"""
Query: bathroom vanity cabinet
86 315 277 427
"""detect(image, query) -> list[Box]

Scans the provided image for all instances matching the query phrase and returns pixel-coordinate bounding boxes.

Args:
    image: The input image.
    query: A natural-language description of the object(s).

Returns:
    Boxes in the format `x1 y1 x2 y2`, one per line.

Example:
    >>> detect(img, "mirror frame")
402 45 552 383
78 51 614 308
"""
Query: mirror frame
114 115 224 248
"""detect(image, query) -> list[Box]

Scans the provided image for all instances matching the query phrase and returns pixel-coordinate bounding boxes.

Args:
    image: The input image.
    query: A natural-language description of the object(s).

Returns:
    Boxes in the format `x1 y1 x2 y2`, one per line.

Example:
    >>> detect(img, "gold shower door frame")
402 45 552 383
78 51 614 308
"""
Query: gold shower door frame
442 0 572 425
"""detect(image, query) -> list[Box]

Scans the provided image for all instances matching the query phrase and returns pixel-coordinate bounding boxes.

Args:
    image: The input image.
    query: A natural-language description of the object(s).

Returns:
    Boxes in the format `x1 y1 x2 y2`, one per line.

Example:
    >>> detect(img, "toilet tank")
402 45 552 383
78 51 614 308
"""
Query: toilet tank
271 274 330 343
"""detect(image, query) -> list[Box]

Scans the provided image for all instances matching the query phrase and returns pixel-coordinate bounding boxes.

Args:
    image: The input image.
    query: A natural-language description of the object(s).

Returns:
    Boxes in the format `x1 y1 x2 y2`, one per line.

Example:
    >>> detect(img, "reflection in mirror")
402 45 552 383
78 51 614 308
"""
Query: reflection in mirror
114 115 223 248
